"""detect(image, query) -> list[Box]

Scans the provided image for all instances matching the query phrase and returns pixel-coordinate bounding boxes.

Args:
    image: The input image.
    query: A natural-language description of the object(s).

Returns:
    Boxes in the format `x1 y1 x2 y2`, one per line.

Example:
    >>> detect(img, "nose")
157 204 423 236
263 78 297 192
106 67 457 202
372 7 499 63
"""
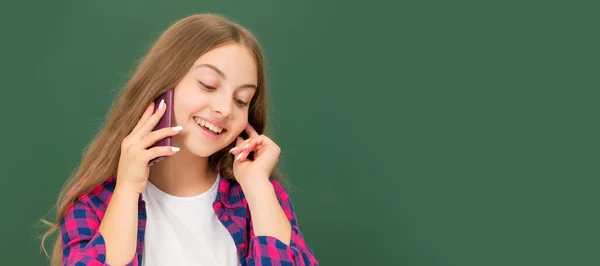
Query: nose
210 92 233 118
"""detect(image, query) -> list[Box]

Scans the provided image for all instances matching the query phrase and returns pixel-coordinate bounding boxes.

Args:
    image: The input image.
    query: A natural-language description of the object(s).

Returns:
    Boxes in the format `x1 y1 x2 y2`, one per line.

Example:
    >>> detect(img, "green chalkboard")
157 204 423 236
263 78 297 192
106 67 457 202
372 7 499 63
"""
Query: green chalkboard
0 0 597 265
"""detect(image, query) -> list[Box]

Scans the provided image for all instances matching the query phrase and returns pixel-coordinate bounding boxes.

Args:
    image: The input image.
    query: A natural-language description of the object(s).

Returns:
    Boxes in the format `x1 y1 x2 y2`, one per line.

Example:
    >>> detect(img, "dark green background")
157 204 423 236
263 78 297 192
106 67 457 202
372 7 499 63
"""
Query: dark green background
1 0 598 265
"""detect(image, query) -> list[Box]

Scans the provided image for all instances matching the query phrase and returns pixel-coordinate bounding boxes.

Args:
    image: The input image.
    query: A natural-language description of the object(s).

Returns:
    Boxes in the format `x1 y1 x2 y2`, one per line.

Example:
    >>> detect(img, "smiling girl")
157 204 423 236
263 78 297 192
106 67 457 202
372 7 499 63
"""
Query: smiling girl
41 13 318 266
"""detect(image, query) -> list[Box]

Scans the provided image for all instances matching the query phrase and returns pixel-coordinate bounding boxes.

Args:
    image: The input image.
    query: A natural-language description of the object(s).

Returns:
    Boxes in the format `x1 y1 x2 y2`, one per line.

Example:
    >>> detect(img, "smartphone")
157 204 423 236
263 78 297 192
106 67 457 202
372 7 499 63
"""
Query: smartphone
148 89 174 166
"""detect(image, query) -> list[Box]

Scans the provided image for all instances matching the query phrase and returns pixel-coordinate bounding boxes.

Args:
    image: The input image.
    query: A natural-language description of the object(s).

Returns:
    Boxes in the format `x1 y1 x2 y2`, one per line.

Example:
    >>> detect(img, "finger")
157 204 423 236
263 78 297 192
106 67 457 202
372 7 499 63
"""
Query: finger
135 125 183 149
232 137 246 160
229 136 249 155
235 148 249 161
242 136 265 153
134 99 168 138
244 123 260 138
230 135 272 155
247 134 276 150
235 136 264 162
145 145 180 162
131 102 155 135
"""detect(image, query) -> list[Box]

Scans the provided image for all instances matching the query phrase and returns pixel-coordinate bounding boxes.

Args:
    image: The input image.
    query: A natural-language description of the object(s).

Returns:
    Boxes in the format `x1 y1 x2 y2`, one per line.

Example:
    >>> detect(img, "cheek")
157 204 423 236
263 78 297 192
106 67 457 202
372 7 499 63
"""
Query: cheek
174 87 205 117
173 101 200 129
174 99 191 120
174 78 204 105
229 115 249 137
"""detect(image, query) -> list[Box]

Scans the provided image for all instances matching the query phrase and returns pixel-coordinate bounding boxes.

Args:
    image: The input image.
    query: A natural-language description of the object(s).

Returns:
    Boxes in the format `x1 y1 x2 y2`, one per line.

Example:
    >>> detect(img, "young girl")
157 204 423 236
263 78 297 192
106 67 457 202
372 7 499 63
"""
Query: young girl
41 13 318 266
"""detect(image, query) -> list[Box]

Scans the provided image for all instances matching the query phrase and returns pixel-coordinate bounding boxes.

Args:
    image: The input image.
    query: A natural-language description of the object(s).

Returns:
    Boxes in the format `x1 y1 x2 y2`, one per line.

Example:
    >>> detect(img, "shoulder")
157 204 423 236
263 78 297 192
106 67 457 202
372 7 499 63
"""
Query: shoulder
218 176 290 207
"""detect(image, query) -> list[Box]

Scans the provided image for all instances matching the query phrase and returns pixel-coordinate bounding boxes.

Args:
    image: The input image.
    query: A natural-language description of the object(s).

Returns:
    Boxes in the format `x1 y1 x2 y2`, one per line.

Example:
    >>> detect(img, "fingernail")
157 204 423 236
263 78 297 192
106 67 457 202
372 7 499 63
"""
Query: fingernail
172 147 180 152
242 143 249 149
229 147 237 153
236 152 243 160
159 99 165 109
173 126 183 131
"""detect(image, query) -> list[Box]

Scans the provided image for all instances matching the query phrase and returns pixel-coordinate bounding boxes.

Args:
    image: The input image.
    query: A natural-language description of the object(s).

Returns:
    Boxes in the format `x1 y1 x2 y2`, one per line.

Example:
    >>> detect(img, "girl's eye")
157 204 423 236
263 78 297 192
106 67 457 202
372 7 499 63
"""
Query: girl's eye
199 80 248 107
235 98 249 107
198 81 216 91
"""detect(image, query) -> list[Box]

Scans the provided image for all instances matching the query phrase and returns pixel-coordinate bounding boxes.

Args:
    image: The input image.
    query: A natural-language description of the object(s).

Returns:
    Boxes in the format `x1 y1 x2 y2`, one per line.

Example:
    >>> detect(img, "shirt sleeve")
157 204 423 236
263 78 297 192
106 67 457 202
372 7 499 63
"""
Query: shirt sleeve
60 198 136 266
246 179 319 266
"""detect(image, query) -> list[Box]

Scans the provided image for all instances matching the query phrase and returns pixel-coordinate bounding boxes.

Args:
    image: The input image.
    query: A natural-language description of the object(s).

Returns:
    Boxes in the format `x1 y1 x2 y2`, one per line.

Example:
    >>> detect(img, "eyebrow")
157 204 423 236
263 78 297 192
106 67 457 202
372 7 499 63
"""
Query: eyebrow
194 63 257 90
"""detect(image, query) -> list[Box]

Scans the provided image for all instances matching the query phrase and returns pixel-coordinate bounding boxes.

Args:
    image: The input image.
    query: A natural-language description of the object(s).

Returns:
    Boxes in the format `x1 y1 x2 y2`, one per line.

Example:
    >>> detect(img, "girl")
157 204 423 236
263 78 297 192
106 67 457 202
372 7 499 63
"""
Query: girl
41 13 318 266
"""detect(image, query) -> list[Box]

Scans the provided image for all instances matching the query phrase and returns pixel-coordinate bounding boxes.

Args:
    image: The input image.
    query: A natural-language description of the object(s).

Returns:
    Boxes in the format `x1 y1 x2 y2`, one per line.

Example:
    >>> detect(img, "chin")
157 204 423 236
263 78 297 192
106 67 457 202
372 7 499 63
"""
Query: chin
182 135 231 158
184 141 221 158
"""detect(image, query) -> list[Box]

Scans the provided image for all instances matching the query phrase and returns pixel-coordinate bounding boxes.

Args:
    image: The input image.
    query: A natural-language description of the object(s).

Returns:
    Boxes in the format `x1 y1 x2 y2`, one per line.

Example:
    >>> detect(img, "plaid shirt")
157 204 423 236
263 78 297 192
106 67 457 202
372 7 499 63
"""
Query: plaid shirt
60 176 318 266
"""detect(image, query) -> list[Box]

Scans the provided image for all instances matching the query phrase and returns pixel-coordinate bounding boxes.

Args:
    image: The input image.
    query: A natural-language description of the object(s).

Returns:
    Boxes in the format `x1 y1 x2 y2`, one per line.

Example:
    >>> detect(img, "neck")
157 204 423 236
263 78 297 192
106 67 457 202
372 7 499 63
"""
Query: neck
148 148 218 197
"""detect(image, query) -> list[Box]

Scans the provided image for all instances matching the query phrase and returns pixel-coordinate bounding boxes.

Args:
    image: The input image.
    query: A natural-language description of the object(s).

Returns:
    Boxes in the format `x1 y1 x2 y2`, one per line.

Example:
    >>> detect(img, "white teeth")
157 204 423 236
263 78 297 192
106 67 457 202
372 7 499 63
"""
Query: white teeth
195 118 223 134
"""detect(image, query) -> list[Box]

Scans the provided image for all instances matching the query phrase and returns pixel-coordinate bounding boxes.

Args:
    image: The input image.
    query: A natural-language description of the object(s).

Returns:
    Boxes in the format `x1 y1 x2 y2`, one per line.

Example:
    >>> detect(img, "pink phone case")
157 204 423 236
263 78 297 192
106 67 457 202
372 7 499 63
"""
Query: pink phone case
149 89 174 166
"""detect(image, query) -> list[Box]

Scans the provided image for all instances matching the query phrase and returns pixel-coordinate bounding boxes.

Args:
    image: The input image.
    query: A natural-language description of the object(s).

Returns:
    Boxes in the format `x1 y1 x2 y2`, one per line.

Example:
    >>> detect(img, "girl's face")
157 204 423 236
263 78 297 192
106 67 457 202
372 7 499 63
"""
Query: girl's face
171 42 258 157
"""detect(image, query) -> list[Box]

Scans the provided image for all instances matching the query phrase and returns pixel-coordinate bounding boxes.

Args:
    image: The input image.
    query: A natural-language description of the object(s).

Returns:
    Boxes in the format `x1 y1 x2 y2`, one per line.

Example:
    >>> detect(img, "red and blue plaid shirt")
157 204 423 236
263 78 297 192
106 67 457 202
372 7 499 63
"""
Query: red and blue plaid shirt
60 176 318 266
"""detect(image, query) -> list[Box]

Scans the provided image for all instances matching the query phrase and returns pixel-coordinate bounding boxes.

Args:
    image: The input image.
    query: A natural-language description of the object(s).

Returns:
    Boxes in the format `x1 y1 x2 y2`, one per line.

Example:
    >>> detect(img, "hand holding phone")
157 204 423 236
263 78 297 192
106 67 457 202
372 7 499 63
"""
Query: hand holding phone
115 89 181 193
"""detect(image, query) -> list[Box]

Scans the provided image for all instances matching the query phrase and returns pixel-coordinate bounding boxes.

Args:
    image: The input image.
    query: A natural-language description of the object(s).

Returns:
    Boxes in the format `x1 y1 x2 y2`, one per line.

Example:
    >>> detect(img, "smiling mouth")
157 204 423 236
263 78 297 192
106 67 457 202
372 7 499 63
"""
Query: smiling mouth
194 117 227 135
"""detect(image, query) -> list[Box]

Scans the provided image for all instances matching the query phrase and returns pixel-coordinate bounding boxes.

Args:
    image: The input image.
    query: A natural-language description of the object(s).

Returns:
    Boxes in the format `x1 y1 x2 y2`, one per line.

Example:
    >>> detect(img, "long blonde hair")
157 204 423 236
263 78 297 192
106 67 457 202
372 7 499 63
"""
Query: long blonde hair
40 13 280 265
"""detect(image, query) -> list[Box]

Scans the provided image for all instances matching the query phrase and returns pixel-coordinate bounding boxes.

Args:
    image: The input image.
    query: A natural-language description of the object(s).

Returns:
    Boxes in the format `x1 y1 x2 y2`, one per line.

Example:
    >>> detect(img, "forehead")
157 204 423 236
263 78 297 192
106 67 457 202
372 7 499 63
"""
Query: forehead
191 43 258 83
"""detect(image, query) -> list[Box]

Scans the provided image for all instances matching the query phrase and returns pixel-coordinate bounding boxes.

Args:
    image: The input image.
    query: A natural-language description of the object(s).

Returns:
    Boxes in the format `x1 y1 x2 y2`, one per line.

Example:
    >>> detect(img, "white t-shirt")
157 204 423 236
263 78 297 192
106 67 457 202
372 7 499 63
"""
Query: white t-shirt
141 174 240 266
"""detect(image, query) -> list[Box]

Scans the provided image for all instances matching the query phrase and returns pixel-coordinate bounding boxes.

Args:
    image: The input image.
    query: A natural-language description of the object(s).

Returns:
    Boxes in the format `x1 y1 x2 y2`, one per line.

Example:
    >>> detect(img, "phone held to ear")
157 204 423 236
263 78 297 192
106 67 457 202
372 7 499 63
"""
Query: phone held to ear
149 89 174 166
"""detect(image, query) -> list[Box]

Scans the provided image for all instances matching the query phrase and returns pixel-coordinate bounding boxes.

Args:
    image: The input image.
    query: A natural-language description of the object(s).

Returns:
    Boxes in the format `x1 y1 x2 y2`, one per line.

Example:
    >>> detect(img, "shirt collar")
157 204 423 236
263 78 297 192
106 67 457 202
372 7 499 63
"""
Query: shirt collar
119 173 244 209
215 175 245 209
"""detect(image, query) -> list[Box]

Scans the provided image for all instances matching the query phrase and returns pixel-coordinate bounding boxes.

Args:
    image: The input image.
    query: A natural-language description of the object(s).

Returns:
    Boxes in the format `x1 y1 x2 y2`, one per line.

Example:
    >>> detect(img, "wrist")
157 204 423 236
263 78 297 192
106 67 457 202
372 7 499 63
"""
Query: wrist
115 181 144 196
239 177 273 198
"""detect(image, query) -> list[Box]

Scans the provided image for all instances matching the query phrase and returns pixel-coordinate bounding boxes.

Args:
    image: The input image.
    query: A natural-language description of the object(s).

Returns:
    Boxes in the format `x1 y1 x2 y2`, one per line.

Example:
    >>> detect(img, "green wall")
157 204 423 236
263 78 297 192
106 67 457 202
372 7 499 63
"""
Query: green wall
1 0 597 265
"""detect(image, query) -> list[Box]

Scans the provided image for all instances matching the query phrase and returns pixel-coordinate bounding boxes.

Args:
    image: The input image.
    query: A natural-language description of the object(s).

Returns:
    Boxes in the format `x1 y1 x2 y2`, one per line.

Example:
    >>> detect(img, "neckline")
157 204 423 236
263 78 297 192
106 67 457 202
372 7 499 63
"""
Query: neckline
145 172 221 202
